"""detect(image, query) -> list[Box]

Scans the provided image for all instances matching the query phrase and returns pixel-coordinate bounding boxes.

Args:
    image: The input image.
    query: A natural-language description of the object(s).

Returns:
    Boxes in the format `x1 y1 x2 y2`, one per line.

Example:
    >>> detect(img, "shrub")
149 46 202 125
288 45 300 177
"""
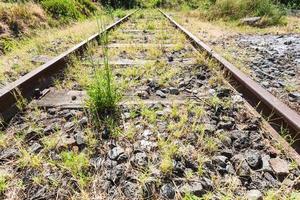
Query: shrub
0 2 46 36
87 66 121 117
41 0 82 20
208 0 284 25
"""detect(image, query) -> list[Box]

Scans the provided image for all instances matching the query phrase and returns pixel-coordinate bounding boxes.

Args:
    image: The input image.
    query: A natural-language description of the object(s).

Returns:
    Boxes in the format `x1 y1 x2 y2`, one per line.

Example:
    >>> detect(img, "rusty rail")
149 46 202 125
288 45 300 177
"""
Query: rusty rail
159 9 300 152
0 10 138 125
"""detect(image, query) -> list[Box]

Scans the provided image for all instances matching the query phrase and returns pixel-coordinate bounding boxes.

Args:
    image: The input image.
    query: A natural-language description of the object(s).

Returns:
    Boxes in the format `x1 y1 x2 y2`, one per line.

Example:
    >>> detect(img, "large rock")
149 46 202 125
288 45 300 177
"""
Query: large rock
269 157 289 176
108 146 127 162
245 150 262 170
181 182 205 197
246 189 263 200
240 17 261 26
156 90 166 98
160 184 175 199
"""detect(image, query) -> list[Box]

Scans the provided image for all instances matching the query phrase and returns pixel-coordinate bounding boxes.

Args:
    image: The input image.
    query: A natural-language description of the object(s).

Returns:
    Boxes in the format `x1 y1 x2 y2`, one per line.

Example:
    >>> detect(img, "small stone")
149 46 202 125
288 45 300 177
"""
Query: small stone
169 87 179 95
246 189 263 200
47 108 56 115
34 88 42 99
131 152 148 168
212 156 227 168
147 79 159 89
64 112 74 121
232 154 251 177
140 140 157 151
233 134 250 150
220 149 233 159
57 135 76 149
75 132 85 146
178 81 186 88
90 157 103 170
246 150 262 170
44 124 56 135
31 55 52 63
217 88 231 98
173 160 185 176
160 184 175 199
269 157 289 176
156 90 166 98
181 182 204 197
288 92 300 102
142 129 152 138
217 121 234 130
121 181 139 199
156 110 164 116
29 142 42 153
0 148 21 160
108 146 126 162
137 90 149 99
102 127 110 139
78 117 88 127
64 122 75 130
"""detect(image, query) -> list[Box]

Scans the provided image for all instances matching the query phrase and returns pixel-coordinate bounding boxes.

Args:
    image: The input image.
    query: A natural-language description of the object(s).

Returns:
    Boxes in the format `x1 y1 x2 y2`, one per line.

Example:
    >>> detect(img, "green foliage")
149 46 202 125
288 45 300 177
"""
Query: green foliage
59 151 90 187
207 0 284 25
41 0 81 20
41 0 97 23
86 65 120 117
99 0 137 9
60 151 89 176
0 175 8 194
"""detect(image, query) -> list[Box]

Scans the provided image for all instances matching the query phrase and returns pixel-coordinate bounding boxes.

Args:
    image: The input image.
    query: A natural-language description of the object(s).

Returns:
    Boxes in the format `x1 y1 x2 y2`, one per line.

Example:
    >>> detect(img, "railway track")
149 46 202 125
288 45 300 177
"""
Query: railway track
1 10 300 199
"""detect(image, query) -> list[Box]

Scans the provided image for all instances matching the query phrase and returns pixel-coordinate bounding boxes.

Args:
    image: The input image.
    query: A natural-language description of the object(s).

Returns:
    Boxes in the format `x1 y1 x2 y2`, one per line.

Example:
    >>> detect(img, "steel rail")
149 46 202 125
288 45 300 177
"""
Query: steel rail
159 9 300 152
0 10 138 125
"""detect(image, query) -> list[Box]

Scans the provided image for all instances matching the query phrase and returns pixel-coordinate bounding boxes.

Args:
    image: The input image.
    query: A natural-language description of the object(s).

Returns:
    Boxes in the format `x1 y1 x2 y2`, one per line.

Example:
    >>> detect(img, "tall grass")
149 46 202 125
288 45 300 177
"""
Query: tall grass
86 15 121 120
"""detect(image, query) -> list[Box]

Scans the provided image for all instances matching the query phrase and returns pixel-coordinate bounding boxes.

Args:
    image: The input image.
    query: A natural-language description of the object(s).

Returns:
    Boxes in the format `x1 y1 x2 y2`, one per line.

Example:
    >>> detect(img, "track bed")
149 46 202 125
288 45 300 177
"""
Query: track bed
1 10 300 200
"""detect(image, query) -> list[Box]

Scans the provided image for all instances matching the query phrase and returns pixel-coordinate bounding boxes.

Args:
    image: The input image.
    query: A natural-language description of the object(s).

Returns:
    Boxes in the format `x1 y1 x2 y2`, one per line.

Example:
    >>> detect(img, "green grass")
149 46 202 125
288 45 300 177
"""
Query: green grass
0 174 8 194
59 151 90 187
208 0 285 26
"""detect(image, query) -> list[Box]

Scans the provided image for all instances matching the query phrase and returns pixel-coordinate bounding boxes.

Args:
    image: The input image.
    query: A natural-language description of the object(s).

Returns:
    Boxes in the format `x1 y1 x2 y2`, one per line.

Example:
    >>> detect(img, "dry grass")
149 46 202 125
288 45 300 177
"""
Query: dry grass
0 2 47 37
0 16 113 86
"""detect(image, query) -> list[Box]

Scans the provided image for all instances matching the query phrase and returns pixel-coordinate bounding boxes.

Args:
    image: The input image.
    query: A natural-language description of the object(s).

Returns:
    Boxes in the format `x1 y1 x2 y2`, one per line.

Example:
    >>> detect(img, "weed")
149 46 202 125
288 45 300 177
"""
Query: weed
160 155 173 174
0 132 9 148
18 149 43 169
0 175 8 194
12 88 28 111
59 151 90 187
104 117 122 137
138 168 152 186
207 95 222 110
32 174 45 186
197 155 208 176
158 139 179 174
87 17 121 122
171 104 180 120
141 106 157 124
124 124 137 140
204 137 218 153
183 193 201 200
42 131 61 151
284 83 297 93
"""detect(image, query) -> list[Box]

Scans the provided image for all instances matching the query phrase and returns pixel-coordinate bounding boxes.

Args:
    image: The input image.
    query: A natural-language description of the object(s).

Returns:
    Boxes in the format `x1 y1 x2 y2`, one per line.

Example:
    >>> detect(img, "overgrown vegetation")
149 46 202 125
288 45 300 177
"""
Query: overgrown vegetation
0 0 98 54
207 0 285 25
99 0 286 26
86 19 121 121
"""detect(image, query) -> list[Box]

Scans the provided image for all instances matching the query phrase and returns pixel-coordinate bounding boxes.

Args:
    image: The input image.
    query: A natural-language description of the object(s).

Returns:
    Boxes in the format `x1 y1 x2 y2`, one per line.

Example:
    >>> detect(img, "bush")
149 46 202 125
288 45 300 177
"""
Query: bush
41 0 97 21
41 0 82 20
0 2 46 36
208 0 284 25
